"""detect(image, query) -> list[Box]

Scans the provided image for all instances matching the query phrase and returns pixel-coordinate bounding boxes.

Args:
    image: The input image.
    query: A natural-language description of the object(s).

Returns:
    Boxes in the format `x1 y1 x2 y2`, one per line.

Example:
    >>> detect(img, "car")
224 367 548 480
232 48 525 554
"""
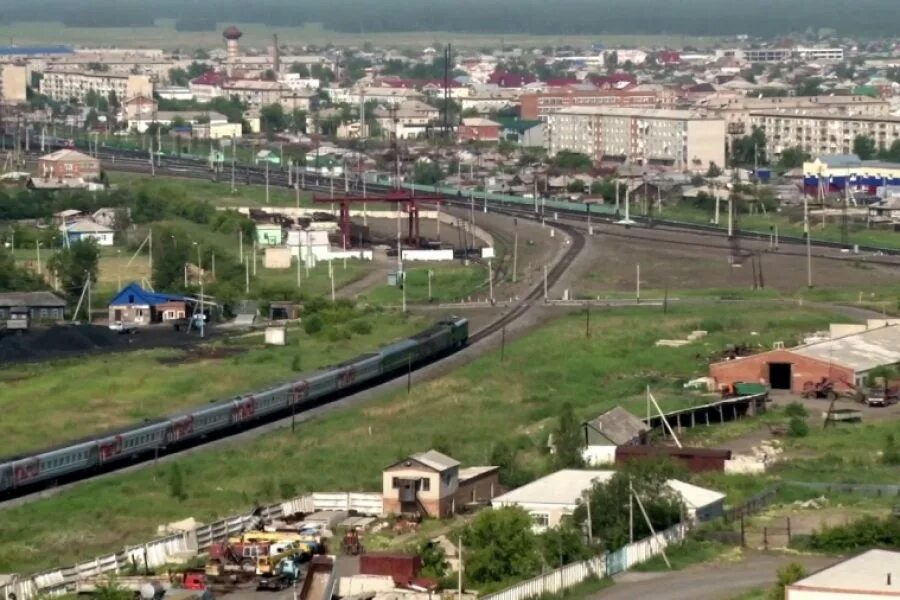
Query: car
108 320 138 334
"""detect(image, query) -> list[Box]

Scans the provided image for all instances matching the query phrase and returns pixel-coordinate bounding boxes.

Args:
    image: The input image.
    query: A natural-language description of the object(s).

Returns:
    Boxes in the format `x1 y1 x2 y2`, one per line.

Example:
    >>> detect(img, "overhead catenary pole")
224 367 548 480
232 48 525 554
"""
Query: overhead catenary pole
804 190 812 287
636 263 640 304
543 264 548 301
512 218 518 284
238 229 243 264
488 259 493 303
244 256 249 294
230 134 236 193
629 476 634 543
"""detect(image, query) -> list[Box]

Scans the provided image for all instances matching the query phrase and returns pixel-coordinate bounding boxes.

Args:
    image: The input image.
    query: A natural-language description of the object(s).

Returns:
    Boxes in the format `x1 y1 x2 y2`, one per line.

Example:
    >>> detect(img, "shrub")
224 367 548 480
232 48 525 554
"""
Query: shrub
303 314 324 335
349 319 373 335
325 325 351 342
787 417 809 438
168 463 187 501
883 433 900 465
784 402 808 418
698 319 724 333
291 354 303 372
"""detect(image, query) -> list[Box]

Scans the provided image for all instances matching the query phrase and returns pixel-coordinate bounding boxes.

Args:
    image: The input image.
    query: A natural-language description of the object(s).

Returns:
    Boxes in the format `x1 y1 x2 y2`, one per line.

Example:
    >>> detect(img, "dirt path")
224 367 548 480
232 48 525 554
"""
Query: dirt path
590 551 838 600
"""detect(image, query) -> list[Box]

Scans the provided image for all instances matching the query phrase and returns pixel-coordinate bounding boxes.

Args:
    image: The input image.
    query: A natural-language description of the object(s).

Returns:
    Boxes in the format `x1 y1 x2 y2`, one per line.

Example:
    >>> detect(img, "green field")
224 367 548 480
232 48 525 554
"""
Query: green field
0 302 842 573
0 312 425 457
657 203 900 250
362 264 489 305
0 20 723 50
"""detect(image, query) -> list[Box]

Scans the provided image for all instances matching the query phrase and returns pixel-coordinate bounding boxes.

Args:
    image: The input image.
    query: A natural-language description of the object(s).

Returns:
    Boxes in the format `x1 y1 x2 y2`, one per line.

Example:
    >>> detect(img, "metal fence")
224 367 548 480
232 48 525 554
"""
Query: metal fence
0 491 383 600
785 480 900 497
480 523 686 600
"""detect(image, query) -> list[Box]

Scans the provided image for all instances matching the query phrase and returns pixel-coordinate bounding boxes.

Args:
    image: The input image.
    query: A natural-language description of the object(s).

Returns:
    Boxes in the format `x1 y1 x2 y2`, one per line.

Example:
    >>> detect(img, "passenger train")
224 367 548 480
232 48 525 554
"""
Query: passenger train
0 317 468 496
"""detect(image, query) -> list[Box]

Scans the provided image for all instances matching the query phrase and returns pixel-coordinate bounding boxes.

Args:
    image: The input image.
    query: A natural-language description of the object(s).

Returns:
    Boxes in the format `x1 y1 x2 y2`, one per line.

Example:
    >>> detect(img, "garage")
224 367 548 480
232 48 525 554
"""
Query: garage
768 362 792 390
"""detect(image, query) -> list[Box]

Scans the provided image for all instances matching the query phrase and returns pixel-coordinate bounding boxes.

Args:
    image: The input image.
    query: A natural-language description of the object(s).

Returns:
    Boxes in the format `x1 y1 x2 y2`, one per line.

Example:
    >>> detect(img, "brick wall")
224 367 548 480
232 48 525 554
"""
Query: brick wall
710 350 855 393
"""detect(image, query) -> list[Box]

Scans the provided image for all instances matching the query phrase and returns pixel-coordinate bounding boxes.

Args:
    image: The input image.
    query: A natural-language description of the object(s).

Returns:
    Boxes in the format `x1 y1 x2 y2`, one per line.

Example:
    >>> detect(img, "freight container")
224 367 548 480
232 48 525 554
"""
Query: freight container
359 553 422 585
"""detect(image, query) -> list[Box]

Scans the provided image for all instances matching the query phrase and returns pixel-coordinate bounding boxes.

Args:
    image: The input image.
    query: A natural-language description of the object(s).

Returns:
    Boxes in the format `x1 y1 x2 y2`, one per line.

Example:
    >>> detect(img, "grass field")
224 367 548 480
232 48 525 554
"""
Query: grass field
108 172 312 208
0 20 723 50
0 312 425 457
0 302 842 573
658 203 900 250
361 264 489 305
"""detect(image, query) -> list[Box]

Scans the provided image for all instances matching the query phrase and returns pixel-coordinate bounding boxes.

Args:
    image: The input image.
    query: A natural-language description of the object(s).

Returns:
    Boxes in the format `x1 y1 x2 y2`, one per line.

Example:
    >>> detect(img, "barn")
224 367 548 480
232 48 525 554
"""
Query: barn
710 325 900 393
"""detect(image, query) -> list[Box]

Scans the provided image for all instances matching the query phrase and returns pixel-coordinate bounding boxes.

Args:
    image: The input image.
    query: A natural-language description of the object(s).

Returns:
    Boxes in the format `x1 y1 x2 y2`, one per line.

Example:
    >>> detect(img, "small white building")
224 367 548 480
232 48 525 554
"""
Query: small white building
492 469 724 531
786 549 900 599
60 219 115 246
581 406 650 466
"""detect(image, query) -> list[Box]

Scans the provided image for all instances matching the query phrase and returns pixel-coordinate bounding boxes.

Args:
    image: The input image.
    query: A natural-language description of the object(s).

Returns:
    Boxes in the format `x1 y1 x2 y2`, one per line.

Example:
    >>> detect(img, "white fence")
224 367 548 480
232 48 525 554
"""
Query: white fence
401 249 455 262
481 523 686 600
0 491 383 600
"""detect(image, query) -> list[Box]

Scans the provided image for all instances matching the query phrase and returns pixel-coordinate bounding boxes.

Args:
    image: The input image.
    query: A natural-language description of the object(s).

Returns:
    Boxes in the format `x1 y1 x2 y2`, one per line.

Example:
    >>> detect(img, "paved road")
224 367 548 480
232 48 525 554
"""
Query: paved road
589 551 839 600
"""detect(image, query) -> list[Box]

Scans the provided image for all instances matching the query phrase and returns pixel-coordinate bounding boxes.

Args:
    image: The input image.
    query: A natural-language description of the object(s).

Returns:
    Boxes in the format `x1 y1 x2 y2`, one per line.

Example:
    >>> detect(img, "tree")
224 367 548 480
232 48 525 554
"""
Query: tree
566 178 586 193
730 127 767 167
878 140 900 162
419 540 449 579
706 162 722 177
769 563 807 600
413 161 443 185
777 147 809 170
551 151 592 171
554 403 584 469
0 246 45 291
49 239 100 302
168 463 187 500
539 521 592 568
462 507 541 587
797 77 823 96
152 227 190 292
291 63 311 77
853 135 877 160
573 460 684 551
260 103 287 134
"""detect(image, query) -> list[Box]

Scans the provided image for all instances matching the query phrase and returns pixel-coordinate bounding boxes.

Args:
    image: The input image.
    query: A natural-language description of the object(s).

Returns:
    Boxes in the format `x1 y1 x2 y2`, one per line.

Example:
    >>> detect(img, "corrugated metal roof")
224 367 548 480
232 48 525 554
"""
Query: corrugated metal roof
790 549 900 592
0 291 66 308
794 325 900 373
411 450 460 472
584 406 649 446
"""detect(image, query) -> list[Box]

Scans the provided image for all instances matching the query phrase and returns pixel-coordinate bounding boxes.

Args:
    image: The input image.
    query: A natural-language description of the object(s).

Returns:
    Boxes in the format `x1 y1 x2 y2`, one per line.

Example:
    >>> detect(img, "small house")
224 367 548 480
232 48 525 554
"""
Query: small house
0 291 66 322
37 149 101 181
60 219 115 246
382 450 500 518
582 406 650 466
107 283 189 327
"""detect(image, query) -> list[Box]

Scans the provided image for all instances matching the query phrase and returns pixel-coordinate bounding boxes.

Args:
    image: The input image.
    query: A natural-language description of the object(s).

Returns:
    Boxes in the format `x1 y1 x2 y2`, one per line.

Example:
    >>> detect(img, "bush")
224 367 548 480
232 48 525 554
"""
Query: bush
784 402 808 418
303 314 324 335
168 464 187 501
325 325 351 342
809 515 900 552
291 354 303 372
788 417 809 438
883 433 900 465
349 319 373 335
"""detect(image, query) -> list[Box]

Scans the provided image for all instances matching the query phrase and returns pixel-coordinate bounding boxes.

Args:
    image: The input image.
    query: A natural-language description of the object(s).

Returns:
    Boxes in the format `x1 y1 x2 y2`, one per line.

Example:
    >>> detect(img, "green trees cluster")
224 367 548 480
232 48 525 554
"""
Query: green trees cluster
0 247 46 292
551 151 592 172
808 515 900 552
852 135 900 162
48 239 100 302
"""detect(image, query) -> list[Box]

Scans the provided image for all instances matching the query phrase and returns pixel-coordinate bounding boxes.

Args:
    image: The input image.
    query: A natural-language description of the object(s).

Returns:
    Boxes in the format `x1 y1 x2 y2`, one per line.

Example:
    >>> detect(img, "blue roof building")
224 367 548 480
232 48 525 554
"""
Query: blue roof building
0 45 73 57
108 283 190 326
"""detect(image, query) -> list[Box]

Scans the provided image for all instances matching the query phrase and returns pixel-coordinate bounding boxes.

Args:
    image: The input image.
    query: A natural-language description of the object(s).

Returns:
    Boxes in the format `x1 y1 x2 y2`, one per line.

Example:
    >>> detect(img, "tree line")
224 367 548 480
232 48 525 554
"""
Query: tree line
2 0 899 36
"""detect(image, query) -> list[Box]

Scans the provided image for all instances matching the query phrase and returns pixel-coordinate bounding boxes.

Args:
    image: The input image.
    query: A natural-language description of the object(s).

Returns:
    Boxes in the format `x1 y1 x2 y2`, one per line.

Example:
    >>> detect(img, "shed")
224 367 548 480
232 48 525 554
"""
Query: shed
0 291 66 321
615 445 732 473
256 223 283 246
786 549 900 599
582 406 650 466
107 282 189 326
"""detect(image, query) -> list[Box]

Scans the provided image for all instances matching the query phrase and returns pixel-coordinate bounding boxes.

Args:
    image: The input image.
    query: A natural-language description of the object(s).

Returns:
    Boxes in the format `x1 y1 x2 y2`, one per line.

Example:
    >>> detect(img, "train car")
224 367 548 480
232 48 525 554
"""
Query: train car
0 462 12 493
335 353 382 391
180 401 234 441
379 339 420 374
10 441 98 489
252 385 292 419
98 422 168 465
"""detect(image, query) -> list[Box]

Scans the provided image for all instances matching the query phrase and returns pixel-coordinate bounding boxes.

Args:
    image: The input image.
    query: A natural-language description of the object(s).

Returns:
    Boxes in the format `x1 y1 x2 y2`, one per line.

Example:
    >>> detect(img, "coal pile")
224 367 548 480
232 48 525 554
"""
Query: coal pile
0 325 123 364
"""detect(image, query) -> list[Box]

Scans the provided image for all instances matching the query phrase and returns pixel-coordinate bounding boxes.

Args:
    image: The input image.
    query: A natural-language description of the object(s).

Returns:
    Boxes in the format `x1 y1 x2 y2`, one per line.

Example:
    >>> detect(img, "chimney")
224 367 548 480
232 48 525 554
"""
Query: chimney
888 573 892 586
272 34 280 74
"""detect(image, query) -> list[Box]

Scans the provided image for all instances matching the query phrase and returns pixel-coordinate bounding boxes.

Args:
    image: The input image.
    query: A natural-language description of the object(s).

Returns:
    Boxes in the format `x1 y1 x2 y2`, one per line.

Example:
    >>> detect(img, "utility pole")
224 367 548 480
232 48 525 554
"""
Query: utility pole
457 536 463 600
629 477 634 543
427 269 433 302
265 160 270 204
727 195 734 238
543 265 548 301
230 133 236 193
804 191 812 287
35 241 41 278
329 260 335 302
585 304 591 338
238 229 243 264
488 259 493 304
512 218 518 284
244 256 249 294
636 263 641 304
252 239 257 276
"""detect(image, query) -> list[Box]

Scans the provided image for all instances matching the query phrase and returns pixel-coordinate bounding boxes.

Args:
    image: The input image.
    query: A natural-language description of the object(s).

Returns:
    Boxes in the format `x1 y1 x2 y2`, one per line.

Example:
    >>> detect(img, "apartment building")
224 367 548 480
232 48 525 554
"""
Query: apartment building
0 64 27 103
222 79 290 108
40 70 152 103
373 99 439 139
520 88 666 121
698 94 890 143
547 107 725 171
751 110 900 158
715 47 844 63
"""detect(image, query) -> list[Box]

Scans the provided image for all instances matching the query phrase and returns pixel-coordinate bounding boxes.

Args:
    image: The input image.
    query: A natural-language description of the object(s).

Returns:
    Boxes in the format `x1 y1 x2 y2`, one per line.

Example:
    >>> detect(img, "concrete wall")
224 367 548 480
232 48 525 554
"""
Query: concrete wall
264 246 292 269
686 118 726 171
455 472 501 508
401 249 454 261
582 445 617 466
710 349 856 393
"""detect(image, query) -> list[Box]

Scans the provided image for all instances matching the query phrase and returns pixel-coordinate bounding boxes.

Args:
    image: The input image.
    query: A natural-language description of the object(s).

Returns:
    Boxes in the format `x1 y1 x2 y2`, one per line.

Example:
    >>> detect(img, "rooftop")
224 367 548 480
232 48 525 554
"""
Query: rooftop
494 469 614 506
40 149 98 163
0 291 66 308
584 406 649 446
552 106 718 120
793 324 900 373
63 219 113 234
411 449 460 472
789 549 900 594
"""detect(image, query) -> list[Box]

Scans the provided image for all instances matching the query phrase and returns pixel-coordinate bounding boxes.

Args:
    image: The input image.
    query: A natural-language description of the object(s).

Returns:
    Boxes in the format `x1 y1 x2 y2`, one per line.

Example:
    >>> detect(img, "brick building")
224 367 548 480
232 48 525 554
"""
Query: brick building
37 149 101 181
457 117 501 142
710 325 900 393
520 88 663 121
382 450 500 518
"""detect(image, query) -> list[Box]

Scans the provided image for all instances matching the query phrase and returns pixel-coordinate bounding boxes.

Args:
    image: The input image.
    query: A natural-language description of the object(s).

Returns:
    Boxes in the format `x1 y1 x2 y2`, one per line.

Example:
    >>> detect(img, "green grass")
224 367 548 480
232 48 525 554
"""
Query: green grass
0 312 424 456
659 203 900 250
631 538 731 572
0 20 723 49
361 264 489 305
534 576 615 600
109 172 313 208
0 301 844 573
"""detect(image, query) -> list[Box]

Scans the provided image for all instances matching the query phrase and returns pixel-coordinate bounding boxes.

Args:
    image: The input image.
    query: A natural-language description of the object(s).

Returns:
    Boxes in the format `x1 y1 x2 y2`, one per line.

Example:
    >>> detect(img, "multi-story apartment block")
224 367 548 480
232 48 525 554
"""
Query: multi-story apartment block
547 107 725 171
520 88 669 121
0 64 27 103
40 70 152 103
751 110 900 158
715 47 844 63
699 94 889 140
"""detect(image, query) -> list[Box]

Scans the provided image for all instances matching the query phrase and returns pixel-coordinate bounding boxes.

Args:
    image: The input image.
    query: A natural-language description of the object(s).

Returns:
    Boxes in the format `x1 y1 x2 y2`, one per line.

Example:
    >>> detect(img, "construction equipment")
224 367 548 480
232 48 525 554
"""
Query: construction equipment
341 528 363 556
256 557 303 591
802 377 838 401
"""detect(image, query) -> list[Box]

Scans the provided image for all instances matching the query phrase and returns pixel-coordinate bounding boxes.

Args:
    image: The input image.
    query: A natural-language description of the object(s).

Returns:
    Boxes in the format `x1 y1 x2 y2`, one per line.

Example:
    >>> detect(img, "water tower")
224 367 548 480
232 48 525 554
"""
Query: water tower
223 25 243 63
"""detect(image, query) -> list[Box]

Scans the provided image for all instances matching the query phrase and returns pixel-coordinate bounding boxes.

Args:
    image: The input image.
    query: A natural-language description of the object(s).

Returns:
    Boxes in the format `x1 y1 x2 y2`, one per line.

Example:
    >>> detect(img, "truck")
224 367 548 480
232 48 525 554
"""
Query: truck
256 558 303 591
864 381 900 407
3 306 29 334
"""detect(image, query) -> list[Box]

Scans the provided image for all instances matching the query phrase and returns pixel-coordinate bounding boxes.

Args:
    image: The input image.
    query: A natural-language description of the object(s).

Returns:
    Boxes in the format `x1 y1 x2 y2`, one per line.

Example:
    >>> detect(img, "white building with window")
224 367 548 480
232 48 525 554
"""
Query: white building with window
40 70 152 103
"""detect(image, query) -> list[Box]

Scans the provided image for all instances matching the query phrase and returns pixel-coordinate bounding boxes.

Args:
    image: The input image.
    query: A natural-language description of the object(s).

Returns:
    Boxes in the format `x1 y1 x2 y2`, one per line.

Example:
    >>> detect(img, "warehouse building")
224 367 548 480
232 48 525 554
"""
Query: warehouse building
546 107 725 172
786 549 900 599
710 324 900 393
